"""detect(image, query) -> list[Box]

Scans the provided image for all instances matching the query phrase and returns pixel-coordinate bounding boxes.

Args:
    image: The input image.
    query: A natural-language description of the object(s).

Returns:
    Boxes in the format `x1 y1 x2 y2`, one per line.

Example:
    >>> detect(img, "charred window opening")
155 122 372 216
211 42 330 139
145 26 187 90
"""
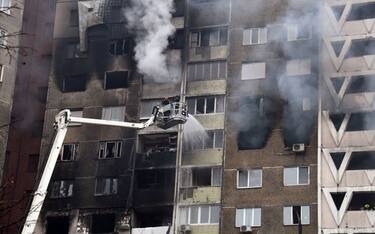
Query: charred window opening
329 113 346 131
190 27 227 48
173 0 185 17
346 39 375 58
347 75 375 94
180 167 221 187
46 216 69 234
62 76 86 92
347 151 375 170
136 169 175 189
109 39 130 56
95 178 118 195
60 143 78 161
140 133 177 155
237 96 277 150
347 2 375 21
50 180 73 198
104 71 128 89
91 214 115 233
99 141 122 159
134 207 173 228
346 111 375 131
348 192 375 210
168 29 185 49
331 192 346 210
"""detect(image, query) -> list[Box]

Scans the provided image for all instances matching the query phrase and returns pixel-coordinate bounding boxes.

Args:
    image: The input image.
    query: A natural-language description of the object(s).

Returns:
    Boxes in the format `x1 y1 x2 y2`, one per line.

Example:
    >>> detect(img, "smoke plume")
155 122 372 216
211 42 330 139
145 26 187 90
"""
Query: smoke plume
125 0 175 83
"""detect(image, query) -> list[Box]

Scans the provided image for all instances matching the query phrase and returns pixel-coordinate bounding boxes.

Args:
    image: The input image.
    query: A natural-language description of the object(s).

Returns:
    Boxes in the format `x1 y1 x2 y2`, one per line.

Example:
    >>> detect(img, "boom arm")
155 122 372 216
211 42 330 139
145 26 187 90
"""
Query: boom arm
21 108 164 234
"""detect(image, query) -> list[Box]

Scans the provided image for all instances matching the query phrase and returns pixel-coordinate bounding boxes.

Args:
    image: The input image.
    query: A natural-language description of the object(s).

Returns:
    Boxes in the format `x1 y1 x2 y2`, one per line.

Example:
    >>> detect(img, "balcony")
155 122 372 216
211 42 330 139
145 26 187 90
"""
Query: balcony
135 151 177 169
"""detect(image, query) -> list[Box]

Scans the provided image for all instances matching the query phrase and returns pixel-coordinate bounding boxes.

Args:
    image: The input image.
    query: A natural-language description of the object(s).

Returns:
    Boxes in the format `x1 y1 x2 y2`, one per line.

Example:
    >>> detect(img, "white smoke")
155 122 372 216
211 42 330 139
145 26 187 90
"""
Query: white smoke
125 0 175 83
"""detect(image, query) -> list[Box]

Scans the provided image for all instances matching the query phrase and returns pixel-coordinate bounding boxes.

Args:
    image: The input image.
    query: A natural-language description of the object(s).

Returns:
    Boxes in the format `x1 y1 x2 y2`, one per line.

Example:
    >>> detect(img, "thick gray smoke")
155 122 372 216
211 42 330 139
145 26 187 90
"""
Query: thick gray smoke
125 0 175 83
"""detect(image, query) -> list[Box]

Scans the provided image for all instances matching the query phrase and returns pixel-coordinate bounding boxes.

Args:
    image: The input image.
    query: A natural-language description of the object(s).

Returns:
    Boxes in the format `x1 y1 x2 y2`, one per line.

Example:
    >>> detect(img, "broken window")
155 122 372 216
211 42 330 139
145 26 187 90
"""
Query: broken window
46 216 70 234
27 154 39 173
347 75 375 94
184 129 224 151
109 39 129 56
69 10 78 26
286 59 311 76
287 24 312 41
187 96 225 115
104 71 128 89
237 169 262 188
98 141 122 159
283 206 310 225
139 133 177 156
347 39 375 58
243 27 267 45
95 178 118 195
241 62 266 80
50 180 73 198
347 2 375 21
180 167 222 187
60 143 78 161
187 61 227 81
0 64 4 82
347 151 375 170
283 167 309 186
190 27 227 47
102 106 126 121
91 214 116 233
235 208 261 227
65 43 80 59
0 28 7 47
68 110 83 126
346 111 375 131
348 192 375 210
62 76 86 92
179 205 220 225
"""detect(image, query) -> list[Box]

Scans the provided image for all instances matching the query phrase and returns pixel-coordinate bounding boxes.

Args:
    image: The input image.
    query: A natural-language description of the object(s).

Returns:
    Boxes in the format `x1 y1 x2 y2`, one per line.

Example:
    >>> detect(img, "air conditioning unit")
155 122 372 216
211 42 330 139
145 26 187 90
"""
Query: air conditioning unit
240 225 252 233
180 224 191 233
292 143 305 153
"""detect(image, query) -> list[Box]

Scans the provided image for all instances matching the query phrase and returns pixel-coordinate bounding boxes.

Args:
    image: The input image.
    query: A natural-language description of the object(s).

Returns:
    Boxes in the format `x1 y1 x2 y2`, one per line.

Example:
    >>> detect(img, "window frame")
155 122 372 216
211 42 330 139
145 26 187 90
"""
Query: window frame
235 208 262 227
94 177 118 196
98 141 123 159
0 28 7 47
190 27 227 48
50 180 74 198
109 39 127 56
0 64 4 82
283 166 310 186
187 61 227 81
187 95 225 115
101 105 126 121
184 129 224 151
287 24 312 41
237 169 263 189
283 205 310 225
0 0 11 14
179 205 220 225
243 27 268 45
60 143 79 161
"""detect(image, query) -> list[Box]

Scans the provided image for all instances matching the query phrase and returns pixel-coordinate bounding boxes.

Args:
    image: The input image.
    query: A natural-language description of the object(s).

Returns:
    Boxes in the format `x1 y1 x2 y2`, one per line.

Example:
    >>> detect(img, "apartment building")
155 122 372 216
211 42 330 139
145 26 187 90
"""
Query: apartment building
319 0 375 233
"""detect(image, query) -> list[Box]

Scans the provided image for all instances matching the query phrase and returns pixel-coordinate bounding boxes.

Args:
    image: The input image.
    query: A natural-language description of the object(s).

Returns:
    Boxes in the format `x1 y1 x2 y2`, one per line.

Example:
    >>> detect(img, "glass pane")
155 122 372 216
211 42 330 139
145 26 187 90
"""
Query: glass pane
209 30 219 46
102 108 111 120
216 96 224 113
284 167 298 185
106 142 116 158
219 61 226 79
235 209 244 227
200 206 209 224
238 170 248 187
190 207 199 224
283 207 292 225
249 169 262 187
214 130 224 148
253 208 261 226
299 167 309 185
211 62 219 79
196 98 205 114
206 97 215 113
204 131 214 149
243 29 251 45
188 64 195 80
251 28 259 44
187 99 196 115
245 208 253 226
260 28 268 43
179 207 188 225
211 167 222 186
301 206 310 224
203 62 211 80
201 31 210 46
190 32 199 47
196 63 204 80
220 28 228 45
210 205 220 224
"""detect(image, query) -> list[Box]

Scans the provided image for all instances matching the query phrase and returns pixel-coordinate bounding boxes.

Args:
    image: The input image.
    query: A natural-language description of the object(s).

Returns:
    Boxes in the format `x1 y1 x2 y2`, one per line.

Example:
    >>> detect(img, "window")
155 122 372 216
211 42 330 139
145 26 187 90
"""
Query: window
284 167 309 186
140 99 160 119
187 61 227 81
66 43 80 58
68 110 83 126
0 29 7 47
27 154 39 173
287 24 311 41
104 71 128 89
0 64 4 82
180 167 222 187
109 39 129 56
286 59 311 76
95 178 118 195
179 205 220 225
241 62 266 80
190 27 227 47
62 76 86 92
235 208 261 227
50 180 73 198
283 206 310 225
243 28 267 45
60 144 78 161
184 129 224 151
99 141 122 159
69 10 79 26
91 214 115 233
102 106 125 121
187 96 224 115
237 169 262 188
0 0 10 14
